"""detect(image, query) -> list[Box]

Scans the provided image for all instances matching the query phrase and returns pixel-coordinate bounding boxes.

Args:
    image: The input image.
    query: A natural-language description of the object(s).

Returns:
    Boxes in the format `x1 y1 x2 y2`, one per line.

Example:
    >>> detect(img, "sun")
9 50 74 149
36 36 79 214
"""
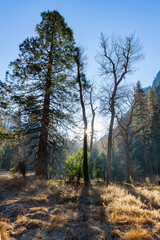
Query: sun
85 128 91 135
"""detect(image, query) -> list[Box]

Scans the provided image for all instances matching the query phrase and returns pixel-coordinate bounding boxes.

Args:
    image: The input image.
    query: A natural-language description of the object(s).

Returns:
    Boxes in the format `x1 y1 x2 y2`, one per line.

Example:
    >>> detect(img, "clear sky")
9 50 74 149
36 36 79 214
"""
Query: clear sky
0 0 160 88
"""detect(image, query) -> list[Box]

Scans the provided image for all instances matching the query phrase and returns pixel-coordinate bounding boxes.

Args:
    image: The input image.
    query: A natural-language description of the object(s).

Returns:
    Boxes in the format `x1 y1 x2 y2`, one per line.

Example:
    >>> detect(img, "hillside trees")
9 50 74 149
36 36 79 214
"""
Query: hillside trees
95 152 107 182
0 117 7 168
0 81 16 169
132 82 149 176
116 82 160 179
148 87 160 175
8 11 75 179
97 33 143 183
116 87 147 181
0 80 13 113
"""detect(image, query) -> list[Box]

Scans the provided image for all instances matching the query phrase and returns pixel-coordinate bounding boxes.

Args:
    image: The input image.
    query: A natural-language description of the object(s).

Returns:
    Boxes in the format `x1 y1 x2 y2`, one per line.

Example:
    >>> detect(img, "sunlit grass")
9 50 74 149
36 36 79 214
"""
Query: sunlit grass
0 178 160 239
0 227 10 240
122 225 153 240
96 183 160 238
0 218 12 240
134 186 160 208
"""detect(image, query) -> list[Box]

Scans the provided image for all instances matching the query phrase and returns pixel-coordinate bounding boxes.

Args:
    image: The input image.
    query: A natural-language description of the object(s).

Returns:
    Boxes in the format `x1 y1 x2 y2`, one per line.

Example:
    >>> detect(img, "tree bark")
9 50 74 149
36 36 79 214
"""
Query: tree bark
77 60 90 185
90 89 96 153
107 111 114 183
125 140 131 179
83 126 89 184
142 137 148 176
36 82 51 178
36 38 53 179
89 89 96 179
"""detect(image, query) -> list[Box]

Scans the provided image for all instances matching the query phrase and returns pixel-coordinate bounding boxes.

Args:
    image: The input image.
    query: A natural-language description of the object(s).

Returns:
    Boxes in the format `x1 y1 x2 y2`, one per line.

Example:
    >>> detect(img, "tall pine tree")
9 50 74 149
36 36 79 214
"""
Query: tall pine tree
9 11 75 178
148 87 160 176
132 81 149 176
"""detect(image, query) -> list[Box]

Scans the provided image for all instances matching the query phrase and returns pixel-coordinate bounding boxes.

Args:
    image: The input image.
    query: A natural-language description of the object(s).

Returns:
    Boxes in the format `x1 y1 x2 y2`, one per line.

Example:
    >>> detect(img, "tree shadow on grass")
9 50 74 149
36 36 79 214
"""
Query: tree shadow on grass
125 184 160 210
65 184 113 240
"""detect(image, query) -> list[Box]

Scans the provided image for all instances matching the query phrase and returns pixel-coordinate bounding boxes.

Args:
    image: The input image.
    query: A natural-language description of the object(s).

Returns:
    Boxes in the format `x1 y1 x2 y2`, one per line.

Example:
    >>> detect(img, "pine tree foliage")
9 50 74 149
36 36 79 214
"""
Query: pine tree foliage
95 152 107 182
132 81 149 175
148 88 160 175
133 81 149 132
8 11 75 178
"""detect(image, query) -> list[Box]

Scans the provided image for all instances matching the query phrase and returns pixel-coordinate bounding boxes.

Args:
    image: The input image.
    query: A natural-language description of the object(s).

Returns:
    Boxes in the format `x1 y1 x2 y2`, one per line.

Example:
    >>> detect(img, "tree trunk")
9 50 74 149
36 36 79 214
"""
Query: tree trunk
125 140 131 180
107 112 114 183
107 84 117 184
154 146 158 179
89 117 94 179
36 38 53 179
89 90 96 179
77 60 90 185
90 113 95 153
83 127 89 184
143 137 148 176
36 88 50 179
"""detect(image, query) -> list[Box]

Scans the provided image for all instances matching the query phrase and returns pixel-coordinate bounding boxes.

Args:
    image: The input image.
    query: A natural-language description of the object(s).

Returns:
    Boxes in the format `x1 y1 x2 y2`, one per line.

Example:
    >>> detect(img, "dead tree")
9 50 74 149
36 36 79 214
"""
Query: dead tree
89 87 97 179
97 33 143 183
116 89 146 181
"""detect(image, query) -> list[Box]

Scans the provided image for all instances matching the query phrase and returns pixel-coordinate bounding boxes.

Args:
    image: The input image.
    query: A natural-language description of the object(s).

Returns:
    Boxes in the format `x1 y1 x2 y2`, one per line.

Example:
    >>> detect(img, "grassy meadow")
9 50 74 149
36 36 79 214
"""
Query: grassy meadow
0 174 160 240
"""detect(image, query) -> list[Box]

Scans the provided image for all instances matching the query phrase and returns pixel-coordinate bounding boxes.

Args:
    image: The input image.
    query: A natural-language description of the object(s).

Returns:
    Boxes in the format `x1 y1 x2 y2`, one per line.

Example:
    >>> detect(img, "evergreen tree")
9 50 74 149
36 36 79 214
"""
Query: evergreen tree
0 81 9 113
89 140 99 179
132 81 149 176
8 11 75 179
148 88 160 175
0 81 15 169
94 152 107 182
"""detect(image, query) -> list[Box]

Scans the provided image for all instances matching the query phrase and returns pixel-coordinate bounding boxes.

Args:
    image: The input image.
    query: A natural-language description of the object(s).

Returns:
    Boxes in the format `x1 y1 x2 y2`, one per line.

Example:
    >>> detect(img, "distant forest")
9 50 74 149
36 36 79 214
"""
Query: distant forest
0 10 160 185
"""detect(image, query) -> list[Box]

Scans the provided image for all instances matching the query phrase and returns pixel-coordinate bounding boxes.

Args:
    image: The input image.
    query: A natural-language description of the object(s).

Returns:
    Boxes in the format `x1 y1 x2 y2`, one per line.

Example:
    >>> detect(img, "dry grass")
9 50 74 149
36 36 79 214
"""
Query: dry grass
97 184 160 239
0 218 12 240
0 177 26 190
11 226 26 238
20 194 50 205
0 176 160 239
0 227 10 240
122 225 153 240
134 186 160 208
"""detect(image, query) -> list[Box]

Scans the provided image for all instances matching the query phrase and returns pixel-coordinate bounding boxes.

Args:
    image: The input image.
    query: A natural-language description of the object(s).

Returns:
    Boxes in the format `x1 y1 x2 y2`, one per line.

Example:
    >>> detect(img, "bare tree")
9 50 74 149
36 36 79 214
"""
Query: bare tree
97 32 143 183
116 90 144 181
89 87 97 153
88 87 97 179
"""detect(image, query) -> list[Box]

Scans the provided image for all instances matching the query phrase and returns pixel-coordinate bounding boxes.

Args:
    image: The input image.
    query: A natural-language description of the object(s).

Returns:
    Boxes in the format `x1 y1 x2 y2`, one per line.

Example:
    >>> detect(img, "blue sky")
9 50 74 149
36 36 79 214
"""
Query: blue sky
0 0 160 88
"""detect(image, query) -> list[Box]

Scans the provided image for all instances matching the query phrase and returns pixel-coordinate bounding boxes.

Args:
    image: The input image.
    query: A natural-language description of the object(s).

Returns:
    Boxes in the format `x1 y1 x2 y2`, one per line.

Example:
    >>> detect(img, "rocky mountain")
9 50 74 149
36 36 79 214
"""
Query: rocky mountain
144 71 160 96
152 71 160 87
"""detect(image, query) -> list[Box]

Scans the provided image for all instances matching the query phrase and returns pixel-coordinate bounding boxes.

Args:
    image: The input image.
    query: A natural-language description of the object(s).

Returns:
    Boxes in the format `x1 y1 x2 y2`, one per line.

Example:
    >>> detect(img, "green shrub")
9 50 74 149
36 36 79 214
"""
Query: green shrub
126 176 133 184
145 177 151 184
9 167 17 177
65 149 90 183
